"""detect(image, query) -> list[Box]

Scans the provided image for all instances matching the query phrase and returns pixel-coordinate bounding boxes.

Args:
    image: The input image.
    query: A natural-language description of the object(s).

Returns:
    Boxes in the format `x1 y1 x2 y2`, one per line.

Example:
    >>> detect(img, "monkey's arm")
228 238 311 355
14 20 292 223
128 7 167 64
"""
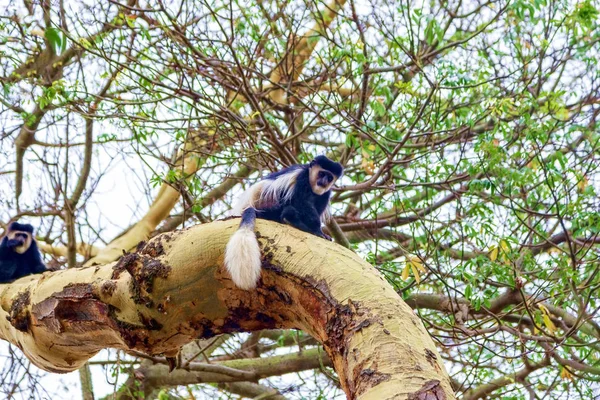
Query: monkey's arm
0 238 18 282
0 237 18 254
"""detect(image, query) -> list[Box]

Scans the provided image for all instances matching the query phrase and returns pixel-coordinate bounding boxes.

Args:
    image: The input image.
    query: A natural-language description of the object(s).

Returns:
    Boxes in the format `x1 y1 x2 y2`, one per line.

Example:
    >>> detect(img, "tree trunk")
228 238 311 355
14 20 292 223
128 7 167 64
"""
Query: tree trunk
0 219 454 400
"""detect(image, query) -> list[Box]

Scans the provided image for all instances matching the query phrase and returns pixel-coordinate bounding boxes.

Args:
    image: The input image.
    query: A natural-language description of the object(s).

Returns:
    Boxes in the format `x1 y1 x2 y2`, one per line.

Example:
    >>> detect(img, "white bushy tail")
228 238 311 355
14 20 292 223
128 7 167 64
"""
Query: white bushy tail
224 208 261 290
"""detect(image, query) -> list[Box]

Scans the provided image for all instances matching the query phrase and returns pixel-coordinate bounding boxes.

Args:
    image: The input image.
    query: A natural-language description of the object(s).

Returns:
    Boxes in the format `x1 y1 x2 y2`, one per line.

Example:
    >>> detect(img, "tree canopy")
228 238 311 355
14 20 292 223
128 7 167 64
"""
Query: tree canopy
1 0 599 399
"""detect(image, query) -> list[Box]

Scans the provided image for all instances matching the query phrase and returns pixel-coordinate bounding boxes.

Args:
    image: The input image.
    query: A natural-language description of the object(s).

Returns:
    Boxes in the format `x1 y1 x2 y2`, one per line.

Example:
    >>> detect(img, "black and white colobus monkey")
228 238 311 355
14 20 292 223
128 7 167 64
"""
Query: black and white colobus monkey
225 155 344 290
0 222 47 283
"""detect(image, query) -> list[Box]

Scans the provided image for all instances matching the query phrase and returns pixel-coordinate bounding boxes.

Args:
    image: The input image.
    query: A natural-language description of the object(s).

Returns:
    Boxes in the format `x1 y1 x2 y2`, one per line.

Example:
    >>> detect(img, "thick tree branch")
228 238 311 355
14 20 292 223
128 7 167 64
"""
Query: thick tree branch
38 242 100 258
218 382 287 400
0 220 454 400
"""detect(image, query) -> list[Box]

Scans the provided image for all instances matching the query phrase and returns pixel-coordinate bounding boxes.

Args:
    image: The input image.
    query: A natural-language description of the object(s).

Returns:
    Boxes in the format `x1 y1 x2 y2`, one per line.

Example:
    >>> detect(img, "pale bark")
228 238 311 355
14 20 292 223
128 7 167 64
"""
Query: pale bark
110 333 310 399
122 348 331 398
218 382 287 400
38 242 100 258
0 219 454 400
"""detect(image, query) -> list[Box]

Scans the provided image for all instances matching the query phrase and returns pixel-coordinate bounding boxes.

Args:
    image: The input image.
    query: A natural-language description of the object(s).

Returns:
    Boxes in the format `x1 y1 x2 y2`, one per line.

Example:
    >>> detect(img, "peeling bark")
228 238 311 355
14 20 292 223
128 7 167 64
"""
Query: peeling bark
0 220 455 399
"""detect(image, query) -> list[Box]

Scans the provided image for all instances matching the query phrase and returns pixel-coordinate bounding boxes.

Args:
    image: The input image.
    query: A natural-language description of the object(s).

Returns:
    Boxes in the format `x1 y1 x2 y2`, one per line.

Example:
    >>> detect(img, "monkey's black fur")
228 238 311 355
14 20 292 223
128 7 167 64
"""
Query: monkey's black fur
0 222 47 283
225 155 343 289
249 155 343 239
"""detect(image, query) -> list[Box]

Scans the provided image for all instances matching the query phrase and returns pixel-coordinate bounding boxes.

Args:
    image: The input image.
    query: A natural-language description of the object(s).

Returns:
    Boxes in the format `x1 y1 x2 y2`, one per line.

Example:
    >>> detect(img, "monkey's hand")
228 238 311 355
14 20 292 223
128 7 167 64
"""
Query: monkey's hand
321 233 333 241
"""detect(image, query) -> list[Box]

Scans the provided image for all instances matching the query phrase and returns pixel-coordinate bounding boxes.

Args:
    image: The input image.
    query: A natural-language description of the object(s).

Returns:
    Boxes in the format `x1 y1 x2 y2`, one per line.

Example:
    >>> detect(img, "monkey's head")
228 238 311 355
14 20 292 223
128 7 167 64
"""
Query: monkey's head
6 222 34 254
309 156 344 195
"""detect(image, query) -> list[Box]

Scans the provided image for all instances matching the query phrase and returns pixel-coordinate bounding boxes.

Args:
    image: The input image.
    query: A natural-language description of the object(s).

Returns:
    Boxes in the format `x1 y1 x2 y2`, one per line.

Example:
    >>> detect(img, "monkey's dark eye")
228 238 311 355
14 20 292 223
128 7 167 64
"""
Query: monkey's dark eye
319 171 333 182
317 171 333 184
15 233 28 239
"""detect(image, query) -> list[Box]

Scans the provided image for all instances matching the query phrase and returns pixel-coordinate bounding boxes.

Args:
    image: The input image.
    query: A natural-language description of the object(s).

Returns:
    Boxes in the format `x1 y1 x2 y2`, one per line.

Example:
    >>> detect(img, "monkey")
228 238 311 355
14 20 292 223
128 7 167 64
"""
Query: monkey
225 155 344 290
0 222 47 283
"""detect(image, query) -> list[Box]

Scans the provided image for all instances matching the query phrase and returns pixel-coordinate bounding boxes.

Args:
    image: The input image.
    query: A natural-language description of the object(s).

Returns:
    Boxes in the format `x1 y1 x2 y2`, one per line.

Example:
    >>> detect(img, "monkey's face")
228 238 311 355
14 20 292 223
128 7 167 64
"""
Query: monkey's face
309 165 338 195
8 231 32 254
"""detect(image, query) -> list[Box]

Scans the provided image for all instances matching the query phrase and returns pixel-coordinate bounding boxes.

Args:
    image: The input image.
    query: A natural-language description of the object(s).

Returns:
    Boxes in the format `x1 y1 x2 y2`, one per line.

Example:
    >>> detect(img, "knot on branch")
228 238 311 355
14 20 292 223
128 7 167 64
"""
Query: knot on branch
7 291 31 332
111 239 171 308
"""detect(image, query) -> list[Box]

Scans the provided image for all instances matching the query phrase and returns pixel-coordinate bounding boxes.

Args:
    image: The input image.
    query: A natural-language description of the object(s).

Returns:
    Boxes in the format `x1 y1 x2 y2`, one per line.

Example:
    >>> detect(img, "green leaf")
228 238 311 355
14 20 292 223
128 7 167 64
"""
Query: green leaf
44 27 63 55
465 284 472 299
372 100 386 117
424 17 440 45
575 0 599 28
1 83 9 98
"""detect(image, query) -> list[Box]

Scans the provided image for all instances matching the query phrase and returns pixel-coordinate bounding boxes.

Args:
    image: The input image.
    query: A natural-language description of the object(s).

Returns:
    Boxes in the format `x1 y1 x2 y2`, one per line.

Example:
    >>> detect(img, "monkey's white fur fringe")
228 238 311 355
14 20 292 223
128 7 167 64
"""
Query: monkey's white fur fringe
231 182 264 215
224 226 262 290
260 169 301 205
231 169 302 215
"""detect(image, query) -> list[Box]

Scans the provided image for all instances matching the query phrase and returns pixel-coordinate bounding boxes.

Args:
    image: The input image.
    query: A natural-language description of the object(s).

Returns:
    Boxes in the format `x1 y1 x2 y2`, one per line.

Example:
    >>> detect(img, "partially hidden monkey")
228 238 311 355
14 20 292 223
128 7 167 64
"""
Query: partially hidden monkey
0 222 47 283
225 156 344 290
